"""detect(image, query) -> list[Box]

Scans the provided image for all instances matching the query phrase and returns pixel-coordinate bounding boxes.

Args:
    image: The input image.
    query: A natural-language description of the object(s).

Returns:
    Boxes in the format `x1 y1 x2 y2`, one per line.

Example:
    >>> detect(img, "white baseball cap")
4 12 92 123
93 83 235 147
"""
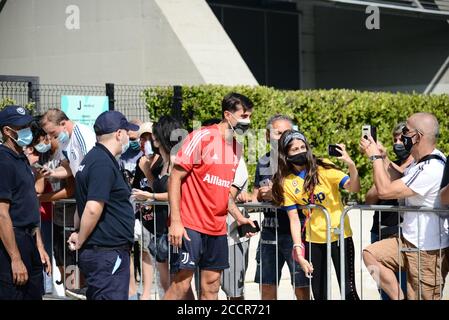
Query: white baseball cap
138 121 153 136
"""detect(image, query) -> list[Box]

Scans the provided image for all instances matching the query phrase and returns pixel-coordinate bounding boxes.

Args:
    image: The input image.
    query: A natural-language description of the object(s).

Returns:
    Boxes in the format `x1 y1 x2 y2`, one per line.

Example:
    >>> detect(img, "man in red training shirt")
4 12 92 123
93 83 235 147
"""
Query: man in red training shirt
164 93 257 300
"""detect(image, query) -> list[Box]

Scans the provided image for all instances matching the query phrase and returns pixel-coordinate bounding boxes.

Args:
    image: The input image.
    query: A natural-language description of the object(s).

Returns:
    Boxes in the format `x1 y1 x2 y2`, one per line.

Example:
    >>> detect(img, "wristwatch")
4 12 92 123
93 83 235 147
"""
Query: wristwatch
369 155 383 162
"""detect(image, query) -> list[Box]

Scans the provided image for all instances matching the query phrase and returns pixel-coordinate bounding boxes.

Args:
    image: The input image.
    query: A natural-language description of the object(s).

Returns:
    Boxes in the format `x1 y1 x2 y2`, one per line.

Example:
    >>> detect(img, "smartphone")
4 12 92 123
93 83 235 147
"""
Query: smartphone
328 144 342 157
237 220 260 237
362 125 377 142
32 163 44 170
259 178 271 188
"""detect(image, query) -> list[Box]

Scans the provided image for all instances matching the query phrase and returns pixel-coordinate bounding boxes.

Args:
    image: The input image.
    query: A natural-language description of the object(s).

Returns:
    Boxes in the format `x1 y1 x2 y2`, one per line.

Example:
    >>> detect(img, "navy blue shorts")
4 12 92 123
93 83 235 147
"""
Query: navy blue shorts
170 228 228 273
0 229 44 300
78 247 130 300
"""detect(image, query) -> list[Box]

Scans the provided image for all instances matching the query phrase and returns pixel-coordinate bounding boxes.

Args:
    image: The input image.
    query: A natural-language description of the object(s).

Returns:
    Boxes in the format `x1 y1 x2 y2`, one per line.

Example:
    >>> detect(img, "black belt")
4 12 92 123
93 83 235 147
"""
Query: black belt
13 226 37 236
83 244 131 251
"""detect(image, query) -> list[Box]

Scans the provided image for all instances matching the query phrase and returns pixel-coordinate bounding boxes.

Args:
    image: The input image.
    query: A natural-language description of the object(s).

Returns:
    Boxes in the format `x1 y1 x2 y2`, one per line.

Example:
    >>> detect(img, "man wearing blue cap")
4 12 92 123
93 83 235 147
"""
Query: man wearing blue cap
67 111 139 300
0 105 51 300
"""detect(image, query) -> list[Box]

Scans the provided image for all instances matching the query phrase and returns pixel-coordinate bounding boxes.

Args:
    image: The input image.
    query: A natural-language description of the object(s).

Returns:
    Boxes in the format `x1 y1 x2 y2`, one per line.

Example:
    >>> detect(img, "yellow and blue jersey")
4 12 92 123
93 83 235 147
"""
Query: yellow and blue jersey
281 162 353 243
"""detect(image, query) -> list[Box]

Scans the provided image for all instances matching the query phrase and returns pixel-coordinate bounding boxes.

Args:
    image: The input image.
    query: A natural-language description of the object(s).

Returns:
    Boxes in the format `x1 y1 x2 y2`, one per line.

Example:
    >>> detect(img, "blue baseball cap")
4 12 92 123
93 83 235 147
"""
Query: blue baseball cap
94 111 139 135
0 105 33 127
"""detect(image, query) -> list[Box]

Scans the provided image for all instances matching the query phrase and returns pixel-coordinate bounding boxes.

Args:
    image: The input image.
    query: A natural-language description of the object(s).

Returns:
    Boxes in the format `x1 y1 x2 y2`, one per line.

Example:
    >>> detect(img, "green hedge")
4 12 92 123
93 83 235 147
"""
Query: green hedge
0 97 35 112
143 85 449 202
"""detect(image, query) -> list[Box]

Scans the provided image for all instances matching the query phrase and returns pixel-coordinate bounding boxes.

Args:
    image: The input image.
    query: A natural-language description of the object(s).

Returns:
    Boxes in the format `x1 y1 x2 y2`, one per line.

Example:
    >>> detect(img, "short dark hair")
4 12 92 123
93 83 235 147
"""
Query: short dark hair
221 93 253 118
29 116 47 145
202 118 221 126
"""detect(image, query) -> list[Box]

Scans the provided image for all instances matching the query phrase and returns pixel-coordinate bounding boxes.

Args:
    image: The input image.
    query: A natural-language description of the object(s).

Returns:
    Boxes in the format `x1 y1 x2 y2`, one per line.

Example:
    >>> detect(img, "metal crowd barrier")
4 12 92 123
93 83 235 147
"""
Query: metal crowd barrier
47 199 333 300
338 204 449 300
137 200 333 300
44 200 449 300
49 198 79 297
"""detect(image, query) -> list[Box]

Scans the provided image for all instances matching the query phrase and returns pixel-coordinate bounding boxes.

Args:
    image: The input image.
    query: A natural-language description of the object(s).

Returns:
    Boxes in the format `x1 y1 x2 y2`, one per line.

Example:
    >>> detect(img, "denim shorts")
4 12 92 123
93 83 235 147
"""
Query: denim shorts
255 227 309 288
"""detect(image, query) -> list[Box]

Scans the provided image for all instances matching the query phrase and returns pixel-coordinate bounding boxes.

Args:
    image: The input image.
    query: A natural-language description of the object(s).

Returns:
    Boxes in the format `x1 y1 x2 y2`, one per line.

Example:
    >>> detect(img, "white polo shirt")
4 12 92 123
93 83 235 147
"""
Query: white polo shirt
400 149 449 250
61 123 97 175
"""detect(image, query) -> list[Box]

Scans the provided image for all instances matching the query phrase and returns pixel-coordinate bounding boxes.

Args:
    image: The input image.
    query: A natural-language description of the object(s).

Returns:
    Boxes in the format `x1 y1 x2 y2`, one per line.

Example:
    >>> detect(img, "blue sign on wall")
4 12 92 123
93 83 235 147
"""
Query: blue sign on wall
61 95 109 127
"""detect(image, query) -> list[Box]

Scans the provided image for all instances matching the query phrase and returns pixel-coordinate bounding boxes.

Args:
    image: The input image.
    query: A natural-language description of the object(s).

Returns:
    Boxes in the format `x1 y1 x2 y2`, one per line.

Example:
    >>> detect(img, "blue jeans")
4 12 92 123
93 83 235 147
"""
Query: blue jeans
78 247 130 300
255 228 309 288
371 232 407 300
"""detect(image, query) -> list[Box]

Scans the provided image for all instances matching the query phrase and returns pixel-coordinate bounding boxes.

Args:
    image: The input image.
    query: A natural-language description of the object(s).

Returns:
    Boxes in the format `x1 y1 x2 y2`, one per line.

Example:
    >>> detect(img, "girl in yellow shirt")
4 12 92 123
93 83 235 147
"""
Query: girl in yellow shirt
272 130 360 300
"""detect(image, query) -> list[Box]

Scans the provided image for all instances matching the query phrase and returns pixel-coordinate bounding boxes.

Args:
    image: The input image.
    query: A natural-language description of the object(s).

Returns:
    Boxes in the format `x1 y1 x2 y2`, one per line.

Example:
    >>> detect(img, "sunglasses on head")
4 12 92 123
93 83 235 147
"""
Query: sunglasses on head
402 125 423 136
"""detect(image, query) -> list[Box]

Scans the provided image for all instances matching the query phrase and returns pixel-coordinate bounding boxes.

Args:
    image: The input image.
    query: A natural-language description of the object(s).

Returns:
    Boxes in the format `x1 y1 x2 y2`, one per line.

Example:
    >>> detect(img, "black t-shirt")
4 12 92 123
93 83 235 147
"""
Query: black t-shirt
133 157 169 235
75 143 134 247
150 172 169 235
132 155 163 192
370 159 403 236
132 156 168 234
255 152 305 234
0 145 40 228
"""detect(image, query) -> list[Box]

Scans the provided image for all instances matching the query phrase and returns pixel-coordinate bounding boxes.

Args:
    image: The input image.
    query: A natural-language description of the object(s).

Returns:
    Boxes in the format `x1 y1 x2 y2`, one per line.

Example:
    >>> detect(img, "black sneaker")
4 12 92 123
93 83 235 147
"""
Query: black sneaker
65 287 87 300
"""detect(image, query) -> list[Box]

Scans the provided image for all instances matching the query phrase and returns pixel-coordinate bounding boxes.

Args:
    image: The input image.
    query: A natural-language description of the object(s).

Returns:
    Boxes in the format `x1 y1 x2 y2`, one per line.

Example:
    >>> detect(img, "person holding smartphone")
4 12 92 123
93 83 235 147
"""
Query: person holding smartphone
252 115 310 300
271 130 361 300
363 122 413 300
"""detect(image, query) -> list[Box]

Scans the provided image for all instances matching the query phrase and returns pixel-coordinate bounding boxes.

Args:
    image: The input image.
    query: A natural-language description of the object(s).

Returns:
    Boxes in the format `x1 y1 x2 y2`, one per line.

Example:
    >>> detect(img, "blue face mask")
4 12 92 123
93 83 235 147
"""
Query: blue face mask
129 140 141 151
57 130 69 145
35 142 51 153
11 127 33 147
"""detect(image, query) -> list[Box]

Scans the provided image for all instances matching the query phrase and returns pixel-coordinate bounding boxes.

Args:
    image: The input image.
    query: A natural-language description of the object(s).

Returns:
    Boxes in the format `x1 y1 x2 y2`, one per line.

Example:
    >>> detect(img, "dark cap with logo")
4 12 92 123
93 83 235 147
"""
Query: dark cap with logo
94 111 139 135
0 105 33 127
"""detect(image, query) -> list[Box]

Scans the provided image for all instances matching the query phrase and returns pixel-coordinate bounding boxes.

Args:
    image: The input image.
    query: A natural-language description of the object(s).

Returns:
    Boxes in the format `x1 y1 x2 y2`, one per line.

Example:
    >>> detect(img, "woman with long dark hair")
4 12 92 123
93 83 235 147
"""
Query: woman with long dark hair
272 130 360 300
131 115 188 299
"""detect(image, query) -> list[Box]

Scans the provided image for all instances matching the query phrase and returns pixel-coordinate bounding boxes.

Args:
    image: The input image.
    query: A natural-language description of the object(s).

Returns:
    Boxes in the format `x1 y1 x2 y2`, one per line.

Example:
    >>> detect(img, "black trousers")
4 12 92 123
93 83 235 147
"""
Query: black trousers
0 229 44 300
307 237 359 300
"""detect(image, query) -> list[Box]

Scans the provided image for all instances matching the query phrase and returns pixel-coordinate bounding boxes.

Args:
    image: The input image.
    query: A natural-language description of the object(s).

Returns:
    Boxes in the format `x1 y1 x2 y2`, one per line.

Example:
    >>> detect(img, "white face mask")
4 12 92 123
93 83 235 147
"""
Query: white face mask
120 134 130 155
228 113 251 135
144 141 153 156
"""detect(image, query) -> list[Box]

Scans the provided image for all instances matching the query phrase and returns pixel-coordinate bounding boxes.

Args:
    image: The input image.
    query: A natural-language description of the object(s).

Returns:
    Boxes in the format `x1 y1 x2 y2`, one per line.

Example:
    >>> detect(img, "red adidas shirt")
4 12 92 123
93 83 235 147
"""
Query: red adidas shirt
175 124 241 235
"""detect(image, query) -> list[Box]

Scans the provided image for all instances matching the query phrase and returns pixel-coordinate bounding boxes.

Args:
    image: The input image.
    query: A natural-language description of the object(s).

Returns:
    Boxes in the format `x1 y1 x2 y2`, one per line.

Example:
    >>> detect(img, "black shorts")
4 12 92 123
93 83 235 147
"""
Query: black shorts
53 224 77 268
148 233 169 263
170 228 228 273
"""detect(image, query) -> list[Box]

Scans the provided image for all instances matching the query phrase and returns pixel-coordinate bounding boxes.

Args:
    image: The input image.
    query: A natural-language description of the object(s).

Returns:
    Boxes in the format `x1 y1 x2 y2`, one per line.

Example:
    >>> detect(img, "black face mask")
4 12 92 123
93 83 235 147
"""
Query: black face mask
286 152 308 166
234 122 251 134
400 134 416 153
393 143 410 160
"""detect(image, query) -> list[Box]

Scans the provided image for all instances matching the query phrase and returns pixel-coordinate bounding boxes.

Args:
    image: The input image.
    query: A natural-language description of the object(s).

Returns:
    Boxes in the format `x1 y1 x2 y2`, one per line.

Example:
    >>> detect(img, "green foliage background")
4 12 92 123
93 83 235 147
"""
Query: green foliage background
143 85 449 202
0 97 35 113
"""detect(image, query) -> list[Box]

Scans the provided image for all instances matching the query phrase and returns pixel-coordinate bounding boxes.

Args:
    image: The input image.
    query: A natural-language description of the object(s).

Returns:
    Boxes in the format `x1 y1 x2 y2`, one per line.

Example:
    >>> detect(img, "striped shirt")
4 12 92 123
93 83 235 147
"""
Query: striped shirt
63 123 97 176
